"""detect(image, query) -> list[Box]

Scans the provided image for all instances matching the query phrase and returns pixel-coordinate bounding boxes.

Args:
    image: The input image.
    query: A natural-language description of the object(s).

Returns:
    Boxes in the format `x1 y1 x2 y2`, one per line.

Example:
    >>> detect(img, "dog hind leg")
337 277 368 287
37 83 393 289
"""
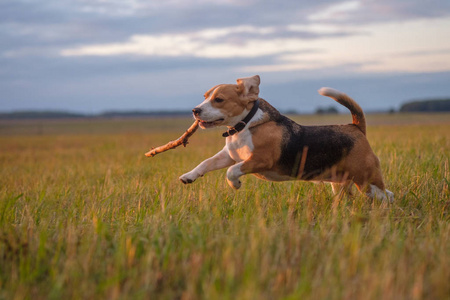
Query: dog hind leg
331 182 354 196
354 172 394 203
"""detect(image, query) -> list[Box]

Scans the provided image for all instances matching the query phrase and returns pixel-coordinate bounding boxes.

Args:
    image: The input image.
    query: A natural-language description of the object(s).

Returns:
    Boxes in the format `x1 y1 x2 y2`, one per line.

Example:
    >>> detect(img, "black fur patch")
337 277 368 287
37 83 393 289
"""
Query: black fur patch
277 116 356 180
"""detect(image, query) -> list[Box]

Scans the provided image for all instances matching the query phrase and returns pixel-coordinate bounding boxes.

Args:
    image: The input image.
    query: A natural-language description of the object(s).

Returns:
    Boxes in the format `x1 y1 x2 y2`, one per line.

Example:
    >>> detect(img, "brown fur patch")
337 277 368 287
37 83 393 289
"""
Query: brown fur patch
342 138 385 192
244 109 385 190
205 84 250 118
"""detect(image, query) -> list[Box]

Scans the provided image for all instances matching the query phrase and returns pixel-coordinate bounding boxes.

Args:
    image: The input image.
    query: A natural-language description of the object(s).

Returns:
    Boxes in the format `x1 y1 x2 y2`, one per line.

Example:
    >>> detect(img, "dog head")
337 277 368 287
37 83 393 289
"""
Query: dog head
192 75 260 129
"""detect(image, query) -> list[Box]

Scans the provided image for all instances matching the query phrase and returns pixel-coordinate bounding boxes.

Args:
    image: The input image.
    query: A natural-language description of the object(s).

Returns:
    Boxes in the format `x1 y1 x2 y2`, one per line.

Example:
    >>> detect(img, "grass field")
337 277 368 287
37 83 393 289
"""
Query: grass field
0 113 449 300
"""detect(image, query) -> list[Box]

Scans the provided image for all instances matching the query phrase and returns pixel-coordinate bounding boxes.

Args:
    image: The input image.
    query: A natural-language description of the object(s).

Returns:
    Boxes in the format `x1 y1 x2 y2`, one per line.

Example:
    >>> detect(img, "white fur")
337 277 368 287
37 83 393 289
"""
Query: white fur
180 108 264 188
179 147 234 184
226 132 254 162
225 110 263 162
196 97 226 123
226 162 244 189
195 89 256 127
318 87 342 98
367 184 394 203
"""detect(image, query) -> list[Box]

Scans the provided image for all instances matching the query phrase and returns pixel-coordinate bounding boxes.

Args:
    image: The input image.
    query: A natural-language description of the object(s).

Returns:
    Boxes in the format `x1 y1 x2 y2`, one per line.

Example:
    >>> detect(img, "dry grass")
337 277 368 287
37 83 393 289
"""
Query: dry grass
0 113 449 299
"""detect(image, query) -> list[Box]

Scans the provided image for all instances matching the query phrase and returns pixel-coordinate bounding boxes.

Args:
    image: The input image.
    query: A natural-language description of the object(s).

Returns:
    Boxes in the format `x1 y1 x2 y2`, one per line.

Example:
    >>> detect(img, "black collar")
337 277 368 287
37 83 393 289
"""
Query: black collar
222 99 260 137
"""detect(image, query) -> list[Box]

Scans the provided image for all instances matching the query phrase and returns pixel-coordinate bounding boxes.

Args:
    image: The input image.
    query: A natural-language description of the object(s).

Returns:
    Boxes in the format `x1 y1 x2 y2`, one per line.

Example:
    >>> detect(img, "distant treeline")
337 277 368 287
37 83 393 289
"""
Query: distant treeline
0 110 191 120
2 99 450 120
400 99 450 112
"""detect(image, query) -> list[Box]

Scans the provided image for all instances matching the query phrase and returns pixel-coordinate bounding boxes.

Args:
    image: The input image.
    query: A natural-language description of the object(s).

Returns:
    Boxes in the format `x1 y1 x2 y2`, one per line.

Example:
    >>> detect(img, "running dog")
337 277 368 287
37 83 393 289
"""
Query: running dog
179 75 394 201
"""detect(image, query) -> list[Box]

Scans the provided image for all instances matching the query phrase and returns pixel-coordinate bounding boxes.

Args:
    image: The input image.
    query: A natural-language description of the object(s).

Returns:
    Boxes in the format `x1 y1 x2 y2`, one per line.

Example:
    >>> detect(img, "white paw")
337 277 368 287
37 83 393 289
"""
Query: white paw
385 189 394 203
179 172 198 184
226 164 243 189
367 185 395 203
226 178 241 189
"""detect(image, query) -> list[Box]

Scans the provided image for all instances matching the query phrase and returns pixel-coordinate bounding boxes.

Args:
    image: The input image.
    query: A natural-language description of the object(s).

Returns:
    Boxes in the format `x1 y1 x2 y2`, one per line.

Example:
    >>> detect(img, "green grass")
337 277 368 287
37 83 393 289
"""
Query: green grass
0 114 449 300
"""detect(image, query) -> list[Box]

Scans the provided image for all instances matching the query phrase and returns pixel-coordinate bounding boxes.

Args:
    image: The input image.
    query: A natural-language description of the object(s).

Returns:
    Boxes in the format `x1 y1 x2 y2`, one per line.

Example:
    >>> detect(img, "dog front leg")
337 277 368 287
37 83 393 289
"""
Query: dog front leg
226 162 245 189
226 159 271 189
179 148 235 184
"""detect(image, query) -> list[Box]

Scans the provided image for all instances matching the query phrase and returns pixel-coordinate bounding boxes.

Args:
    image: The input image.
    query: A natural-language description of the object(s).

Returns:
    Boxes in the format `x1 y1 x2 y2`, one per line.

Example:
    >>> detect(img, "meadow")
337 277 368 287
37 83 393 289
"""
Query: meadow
0 113 449 300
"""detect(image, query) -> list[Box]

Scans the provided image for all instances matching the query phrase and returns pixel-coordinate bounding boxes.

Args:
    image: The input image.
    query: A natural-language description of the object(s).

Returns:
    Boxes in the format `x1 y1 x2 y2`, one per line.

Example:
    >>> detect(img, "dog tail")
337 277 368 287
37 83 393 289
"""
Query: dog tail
318 87 366 135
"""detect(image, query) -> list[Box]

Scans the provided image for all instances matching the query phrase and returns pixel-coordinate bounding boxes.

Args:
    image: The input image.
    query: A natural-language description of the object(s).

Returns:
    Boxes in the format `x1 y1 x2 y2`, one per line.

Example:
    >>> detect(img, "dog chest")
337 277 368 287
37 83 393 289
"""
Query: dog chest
225 130 254 162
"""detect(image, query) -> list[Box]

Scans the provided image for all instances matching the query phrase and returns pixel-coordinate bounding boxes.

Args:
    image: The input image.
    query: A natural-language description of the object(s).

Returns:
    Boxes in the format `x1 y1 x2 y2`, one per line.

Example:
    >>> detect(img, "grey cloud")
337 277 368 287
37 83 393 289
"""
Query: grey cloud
2 0 449 57
201 27 363 46
397 48 450 57
1 0 449 113
328 0 450 24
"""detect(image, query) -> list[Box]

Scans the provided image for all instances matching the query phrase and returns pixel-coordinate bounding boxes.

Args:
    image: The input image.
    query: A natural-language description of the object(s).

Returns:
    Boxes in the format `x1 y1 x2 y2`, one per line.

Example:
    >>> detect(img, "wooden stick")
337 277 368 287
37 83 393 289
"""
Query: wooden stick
145 120 200 157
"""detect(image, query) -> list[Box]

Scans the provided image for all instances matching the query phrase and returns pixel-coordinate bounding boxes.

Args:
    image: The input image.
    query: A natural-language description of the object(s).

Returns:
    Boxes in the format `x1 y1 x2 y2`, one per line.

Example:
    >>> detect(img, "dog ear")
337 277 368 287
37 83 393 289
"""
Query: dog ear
204 84 220 99
236 75 260 102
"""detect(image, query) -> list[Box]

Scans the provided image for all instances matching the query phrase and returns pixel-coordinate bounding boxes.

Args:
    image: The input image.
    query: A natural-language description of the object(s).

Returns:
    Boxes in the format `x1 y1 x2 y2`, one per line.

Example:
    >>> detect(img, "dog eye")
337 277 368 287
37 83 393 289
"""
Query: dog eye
214 98 224 103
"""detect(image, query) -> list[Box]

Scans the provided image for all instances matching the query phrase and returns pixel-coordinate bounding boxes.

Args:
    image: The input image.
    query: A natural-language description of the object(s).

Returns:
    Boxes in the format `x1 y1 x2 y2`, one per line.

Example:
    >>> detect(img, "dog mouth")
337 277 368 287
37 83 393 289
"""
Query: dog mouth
197 118 225 128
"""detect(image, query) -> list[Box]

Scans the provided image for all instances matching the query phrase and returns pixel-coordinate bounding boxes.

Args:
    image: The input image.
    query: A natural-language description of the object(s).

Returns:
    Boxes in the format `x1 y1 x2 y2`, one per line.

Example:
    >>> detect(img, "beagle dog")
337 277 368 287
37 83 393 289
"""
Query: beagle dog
179 75 394 202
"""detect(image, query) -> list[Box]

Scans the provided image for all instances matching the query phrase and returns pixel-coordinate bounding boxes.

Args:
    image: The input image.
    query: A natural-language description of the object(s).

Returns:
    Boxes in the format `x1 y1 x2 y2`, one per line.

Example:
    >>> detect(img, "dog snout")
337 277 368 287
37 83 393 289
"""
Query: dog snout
192 107 202 116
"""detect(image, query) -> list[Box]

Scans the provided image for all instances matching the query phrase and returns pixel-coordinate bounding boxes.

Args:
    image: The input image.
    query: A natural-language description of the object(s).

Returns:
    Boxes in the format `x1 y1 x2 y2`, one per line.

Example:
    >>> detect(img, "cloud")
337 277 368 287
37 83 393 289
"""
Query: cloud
1 0 450 113
59 16 450 74
245 16 450 74
60 24 363 59
306 0 450 24
3 0 449 58
308 1 361 21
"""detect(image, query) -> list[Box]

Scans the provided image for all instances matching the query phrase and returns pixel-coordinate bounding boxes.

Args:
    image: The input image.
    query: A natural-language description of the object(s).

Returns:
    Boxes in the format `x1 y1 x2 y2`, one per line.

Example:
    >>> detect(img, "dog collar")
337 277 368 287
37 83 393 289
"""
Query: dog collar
222 99 260 137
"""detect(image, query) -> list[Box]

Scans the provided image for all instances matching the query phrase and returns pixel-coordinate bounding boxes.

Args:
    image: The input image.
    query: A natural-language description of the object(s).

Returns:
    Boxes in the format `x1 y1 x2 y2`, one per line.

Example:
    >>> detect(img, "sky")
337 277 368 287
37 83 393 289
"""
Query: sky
1 0 450 114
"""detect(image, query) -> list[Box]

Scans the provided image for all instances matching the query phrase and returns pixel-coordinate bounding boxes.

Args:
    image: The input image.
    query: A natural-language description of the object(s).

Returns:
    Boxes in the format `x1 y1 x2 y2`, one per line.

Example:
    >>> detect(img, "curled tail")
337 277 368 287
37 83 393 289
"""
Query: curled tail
318 87 366 135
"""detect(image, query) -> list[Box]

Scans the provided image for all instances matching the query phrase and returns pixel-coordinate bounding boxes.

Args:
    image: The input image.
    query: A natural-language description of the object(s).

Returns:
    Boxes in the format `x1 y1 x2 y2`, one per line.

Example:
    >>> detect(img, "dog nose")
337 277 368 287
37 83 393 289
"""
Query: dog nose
192 107 202 116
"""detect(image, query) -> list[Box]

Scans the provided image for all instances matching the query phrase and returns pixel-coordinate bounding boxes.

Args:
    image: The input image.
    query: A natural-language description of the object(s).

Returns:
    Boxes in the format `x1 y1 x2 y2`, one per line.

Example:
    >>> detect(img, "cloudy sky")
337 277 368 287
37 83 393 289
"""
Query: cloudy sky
1 0 450 113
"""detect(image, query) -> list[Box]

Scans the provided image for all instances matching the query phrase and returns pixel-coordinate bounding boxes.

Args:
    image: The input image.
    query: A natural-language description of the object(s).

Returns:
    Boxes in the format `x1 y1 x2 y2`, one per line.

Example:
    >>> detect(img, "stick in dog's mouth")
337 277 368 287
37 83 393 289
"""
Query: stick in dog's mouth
145 120 200 157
